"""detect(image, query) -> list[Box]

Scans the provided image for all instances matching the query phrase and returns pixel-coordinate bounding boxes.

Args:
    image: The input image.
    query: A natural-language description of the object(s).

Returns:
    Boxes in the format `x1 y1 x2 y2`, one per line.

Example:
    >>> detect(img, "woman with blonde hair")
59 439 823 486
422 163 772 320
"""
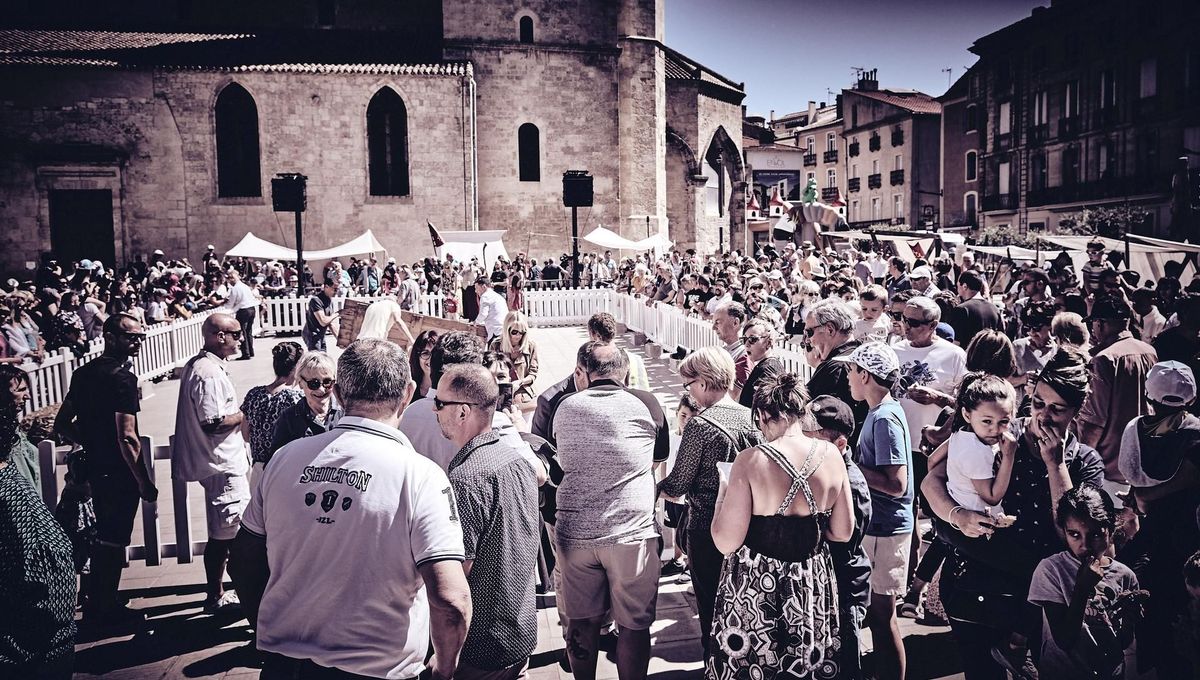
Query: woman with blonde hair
659 346 762 655
707 373 853 679
489 310 539 410
268 351 341 463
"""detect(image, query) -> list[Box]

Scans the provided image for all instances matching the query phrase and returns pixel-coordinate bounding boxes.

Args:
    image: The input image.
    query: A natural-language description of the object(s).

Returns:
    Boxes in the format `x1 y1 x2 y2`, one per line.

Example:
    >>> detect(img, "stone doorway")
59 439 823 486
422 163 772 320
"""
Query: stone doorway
49 189 115 266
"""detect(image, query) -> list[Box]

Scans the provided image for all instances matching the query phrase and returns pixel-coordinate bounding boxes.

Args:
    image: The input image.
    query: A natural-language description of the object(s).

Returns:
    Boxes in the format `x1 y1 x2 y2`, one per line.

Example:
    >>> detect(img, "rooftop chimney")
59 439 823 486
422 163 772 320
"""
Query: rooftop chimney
769 109 775 122
857 68 879 92
807 100 816 123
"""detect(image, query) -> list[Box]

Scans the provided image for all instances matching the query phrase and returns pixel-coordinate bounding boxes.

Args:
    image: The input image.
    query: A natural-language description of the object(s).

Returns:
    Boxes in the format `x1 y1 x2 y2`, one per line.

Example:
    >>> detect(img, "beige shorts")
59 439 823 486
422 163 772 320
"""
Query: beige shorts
555 537 661 630
198 472 250 541
863 532 913 597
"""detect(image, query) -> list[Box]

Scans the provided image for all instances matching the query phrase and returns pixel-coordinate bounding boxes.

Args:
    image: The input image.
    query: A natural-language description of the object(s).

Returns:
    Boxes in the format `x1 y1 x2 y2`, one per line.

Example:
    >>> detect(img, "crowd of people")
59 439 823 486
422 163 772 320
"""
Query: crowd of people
2 233 1200 680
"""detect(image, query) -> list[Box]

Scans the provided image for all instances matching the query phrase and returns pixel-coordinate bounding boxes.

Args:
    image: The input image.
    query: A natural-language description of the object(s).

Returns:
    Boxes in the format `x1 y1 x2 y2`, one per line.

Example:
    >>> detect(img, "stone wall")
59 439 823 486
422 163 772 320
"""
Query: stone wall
452 45 622 259
443 0 618 47
0 66 473 273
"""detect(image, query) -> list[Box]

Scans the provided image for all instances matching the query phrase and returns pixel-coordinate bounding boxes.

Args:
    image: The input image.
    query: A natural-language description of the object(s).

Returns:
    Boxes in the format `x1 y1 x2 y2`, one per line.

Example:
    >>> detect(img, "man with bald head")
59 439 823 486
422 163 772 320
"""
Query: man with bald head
436 364 541 680
551 341 670 680
173 313 250 613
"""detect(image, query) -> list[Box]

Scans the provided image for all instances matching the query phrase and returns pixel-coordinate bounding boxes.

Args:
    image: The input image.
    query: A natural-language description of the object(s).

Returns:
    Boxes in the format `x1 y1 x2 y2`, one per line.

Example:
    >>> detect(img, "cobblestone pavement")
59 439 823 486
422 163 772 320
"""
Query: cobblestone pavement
69 326 963 679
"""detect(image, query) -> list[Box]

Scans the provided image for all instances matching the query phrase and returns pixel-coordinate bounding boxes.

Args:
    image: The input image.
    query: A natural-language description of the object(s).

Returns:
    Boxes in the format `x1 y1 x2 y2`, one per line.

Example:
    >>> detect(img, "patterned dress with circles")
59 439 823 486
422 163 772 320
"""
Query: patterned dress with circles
706 441 841 680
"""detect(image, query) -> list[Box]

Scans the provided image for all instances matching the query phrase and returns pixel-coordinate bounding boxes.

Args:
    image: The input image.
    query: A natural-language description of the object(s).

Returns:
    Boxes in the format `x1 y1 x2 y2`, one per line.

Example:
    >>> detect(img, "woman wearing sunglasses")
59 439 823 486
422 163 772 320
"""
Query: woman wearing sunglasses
489 310 539 411
268 351 342 464
240 342 304 484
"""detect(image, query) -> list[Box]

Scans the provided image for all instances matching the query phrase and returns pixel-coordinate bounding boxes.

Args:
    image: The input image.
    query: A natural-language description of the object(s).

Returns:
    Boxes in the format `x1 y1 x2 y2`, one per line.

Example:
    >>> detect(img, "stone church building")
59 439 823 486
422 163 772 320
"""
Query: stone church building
0 0 746 273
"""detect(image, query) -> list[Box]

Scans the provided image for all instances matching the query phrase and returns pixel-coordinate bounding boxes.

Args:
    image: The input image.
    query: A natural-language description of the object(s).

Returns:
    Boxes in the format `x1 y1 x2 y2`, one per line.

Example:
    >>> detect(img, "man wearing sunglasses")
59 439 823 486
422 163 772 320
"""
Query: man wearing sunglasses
54 313 155 624
173 313 250 614
804 298 869 442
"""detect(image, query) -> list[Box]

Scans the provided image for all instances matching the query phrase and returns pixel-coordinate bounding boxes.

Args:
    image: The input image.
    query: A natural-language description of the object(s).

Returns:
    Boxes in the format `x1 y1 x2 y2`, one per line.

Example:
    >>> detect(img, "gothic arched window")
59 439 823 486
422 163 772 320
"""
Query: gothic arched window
215 83 261 197
519 123 540 182
367 88 410 196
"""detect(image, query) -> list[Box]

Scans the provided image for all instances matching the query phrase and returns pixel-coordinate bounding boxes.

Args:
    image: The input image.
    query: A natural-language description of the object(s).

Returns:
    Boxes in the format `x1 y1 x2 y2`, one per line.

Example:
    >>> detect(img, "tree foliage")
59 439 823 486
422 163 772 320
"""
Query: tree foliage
1057 204 1153 239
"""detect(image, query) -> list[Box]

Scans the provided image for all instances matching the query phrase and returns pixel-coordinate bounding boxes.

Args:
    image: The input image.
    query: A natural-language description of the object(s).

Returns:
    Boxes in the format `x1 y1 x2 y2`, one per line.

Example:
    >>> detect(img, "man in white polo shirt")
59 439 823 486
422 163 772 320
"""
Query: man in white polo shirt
222 268 260 359
232 339 471 680
172 313 249 613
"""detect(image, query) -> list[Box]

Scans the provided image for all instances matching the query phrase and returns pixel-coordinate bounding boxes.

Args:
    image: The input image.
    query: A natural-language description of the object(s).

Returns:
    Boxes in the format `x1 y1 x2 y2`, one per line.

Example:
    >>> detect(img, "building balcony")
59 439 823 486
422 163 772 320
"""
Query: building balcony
823 150 839 164
1027 124 1049 146
848 177 861 192
821 186 840 201
889 169 905 186
1026 186 1061 207
848 142 860 157
981 193 1018 211
867 173 882 189
869 136 882 152
891 130 904 147
1058 116 1080 140
995 132 1013 151
803 153 817 167
1093 107 1119 129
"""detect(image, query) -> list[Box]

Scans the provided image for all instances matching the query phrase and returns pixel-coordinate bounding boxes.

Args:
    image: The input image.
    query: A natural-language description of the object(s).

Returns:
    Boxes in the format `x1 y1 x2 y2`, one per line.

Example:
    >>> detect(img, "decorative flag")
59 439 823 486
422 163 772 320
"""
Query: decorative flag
427 220 445 248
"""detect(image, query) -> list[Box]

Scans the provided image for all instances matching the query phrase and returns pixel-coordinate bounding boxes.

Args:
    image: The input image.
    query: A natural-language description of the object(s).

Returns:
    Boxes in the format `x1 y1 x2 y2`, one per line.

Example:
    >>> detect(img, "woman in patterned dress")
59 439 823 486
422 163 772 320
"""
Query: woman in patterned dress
708 373 854 680
239 341 303 485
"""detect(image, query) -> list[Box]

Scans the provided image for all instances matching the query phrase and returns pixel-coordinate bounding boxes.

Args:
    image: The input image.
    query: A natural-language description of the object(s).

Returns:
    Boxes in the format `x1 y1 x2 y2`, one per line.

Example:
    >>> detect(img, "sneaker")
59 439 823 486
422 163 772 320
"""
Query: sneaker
990 643 1039 680
675 570 692 584
203 591 242 615
661 557 688 577
898 600 922 619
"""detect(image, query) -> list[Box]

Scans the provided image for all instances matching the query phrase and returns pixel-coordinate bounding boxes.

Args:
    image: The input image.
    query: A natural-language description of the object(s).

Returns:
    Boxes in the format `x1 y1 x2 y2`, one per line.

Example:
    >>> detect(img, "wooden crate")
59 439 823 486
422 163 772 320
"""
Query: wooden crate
336 299 487 350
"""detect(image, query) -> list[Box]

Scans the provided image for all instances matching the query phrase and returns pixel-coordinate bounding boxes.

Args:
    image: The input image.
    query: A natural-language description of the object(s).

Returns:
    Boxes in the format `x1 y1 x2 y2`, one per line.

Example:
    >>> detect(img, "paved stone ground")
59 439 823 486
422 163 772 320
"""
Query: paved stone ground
69 326 964 679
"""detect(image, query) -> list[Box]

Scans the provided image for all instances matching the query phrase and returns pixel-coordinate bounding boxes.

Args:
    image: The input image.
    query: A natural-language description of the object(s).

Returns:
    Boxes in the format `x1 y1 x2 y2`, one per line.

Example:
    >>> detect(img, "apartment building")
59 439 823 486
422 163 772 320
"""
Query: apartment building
841 70 942 229
969 0 1200 238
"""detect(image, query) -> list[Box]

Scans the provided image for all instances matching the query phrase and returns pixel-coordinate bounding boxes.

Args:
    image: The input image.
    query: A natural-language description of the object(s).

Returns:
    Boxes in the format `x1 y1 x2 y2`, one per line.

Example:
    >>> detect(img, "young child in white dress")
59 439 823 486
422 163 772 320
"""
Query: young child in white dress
946 372 1018 526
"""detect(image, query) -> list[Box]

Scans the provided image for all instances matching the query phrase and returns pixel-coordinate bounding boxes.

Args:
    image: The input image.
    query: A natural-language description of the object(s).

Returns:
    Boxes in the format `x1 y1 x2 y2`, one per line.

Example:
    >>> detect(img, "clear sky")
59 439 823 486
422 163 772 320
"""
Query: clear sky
663 0 1046 118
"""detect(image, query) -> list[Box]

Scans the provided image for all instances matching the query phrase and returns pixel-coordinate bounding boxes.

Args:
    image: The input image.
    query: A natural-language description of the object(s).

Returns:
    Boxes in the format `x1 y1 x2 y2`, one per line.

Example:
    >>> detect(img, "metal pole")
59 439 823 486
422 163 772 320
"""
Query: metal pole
295 210 304 297
571 206 580 288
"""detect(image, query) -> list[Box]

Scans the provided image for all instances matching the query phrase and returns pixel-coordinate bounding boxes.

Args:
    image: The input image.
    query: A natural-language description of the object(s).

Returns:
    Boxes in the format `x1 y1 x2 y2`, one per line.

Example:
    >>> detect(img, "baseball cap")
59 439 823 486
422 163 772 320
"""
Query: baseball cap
767 270 783 280
806 396 856 438
153 249 164 255
801 240 815 250
910 266 933 280
1145 360 1197 406
935 322 956 342
833 341 900 381
207 244 215 250
78 259 94 270
1083 296 1133 322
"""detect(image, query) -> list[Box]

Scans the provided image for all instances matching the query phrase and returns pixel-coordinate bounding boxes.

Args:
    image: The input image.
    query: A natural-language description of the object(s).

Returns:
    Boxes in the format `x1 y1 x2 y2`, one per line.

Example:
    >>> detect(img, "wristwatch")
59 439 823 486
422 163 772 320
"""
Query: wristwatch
207 415 224 427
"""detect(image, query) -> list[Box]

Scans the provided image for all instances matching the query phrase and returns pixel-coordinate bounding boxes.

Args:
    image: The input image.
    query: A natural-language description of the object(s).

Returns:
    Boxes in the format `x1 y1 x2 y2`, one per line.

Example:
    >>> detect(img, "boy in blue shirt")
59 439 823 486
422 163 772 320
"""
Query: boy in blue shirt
837 341 913 680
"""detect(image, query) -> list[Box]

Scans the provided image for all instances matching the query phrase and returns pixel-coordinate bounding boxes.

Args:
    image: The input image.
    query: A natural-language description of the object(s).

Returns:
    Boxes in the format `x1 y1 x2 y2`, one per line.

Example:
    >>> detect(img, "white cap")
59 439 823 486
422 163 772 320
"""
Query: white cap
910 266 933 280
1146 360 1196 406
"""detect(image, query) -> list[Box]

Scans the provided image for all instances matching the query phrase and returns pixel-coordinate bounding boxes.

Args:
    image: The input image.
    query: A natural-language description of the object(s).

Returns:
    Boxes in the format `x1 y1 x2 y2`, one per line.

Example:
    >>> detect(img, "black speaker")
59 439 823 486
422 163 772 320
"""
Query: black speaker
563 170 593 208
272 173 308 212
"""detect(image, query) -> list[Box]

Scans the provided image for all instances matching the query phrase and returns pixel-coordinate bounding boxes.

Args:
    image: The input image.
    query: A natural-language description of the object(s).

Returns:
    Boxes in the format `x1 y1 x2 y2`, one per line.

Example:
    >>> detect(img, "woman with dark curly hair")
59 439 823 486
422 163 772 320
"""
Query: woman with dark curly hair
706 372 853 679
0 364 35 490
922 348 1106 679
239 342 303 483
408 329 440 401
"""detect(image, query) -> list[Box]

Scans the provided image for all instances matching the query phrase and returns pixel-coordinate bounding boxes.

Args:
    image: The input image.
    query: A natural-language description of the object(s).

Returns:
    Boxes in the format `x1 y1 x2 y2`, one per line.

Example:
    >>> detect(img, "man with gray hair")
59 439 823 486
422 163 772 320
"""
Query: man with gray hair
551 341 670 680
711 301 750 398
172 312 248 613
435 363 541 680
804 297 869 439
232 339 472 680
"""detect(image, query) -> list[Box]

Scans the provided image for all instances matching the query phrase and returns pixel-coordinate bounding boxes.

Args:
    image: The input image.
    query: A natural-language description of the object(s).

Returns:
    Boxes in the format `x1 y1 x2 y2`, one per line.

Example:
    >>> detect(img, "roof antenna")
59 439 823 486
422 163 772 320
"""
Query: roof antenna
942 67 952 89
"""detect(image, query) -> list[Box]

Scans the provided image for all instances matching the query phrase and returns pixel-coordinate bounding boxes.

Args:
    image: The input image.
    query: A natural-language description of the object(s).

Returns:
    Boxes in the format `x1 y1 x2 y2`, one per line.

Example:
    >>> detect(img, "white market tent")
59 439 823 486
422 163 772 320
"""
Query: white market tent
437 230 509 271
225 230 387 261
1038 234 1195 286
582 226 673 253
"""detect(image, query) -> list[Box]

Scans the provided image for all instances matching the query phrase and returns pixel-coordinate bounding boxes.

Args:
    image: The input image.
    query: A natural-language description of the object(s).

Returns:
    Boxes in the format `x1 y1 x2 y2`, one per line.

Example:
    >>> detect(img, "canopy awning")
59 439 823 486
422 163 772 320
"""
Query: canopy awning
581 226 672 252
437 230 509 270
964 244 1069 261
225 230 387 261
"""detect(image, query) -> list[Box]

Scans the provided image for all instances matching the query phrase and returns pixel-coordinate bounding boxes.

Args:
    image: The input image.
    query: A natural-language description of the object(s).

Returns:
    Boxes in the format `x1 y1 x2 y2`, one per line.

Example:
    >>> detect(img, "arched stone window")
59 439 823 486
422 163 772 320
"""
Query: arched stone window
965 150 978 182
518 123 540 182
215 83 261 197
519 16 534 43
367 88 409 196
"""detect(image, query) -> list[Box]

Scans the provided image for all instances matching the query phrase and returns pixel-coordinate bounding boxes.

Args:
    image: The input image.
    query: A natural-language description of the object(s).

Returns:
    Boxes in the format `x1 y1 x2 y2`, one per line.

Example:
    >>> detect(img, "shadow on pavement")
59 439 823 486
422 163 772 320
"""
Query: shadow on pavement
74 609 254 675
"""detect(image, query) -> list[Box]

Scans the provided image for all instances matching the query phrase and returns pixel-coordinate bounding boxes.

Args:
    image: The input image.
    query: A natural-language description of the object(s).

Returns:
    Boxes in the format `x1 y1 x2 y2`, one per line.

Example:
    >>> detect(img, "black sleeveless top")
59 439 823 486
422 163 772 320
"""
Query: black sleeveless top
743 440 830 562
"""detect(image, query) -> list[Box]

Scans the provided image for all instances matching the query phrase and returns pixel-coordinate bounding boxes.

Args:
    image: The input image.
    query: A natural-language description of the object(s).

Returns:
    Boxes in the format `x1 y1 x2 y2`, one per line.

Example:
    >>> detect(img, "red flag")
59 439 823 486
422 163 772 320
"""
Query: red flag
427 220 445 248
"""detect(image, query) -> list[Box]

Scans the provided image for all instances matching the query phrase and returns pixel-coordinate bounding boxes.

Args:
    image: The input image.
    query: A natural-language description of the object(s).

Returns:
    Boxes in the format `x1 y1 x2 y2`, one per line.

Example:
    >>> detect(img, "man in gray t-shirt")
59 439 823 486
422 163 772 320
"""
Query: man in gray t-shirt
551 342 669 680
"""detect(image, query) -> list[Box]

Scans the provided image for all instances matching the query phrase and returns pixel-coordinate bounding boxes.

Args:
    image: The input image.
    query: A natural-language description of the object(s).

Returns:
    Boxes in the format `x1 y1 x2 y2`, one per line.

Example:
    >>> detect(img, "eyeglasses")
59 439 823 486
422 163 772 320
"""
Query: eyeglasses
802 326 821 338
741 335 765 345
119 331 147 342
888 310 905 320
433 397 483 411
902 316 935 327
682 379 700 390
509 329 527 336
304 377 335 390
219 329 243 340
